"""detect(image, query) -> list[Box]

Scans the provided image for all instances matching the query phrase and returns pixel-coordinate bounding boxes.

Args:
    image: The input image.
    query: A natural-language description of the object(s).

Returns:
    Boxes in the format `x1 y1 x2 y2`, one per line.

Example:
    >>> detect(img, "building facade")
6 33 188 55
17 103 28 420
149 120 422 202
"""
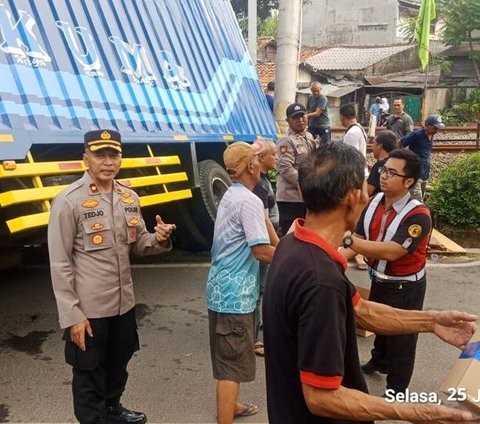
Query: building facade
301 0 420 46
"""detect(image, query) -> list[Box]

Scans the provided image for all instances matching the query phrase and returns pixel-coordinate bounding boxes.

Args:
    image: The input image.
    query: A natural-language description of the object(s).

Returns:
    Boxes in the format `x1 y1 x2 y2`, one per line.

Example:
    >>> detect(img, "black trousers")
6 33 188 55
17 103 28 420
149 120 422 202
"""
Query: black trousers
368 277 426 393
277 202 306 236
63 307 139 424
308 126 331 143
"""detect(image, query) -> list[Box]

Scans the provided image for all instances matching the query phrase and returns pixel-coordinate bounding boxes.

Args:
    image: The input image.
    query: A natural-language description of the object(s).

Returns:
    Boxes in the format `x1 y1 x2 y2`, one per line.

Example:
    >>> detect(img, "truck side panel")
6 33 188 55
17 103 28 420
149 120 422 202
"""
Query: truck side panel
0 0 277 160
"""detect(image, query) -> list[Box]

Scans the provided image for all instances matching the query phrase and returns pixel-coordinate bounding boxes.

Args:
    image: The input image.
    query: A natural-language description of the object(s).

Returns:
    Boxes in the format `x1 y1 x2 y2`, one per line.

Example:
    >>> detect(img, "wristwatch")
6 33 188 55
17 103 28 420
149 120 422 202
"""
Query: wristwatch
343 235 354 249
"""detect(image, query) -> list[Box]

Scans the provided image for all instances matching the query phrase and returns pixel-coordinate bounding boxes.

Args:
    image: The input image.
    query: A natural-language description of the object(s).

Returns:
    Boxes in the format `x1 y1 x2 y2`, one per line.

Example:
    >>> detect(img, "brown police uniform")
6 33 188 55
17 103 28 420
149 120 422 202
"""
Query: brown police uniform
49 171 169 329
48 130 171 424
276 128 316 234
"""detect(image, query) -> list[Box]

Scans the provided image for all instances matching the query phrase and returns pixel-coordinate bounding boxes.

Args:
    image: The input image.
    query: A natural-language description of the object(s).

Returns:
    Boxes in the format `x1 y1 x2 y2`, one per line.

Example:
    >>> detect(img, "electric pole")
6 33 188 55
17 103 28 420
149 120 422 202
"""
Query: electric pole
248 0 257 64
274 0 302 132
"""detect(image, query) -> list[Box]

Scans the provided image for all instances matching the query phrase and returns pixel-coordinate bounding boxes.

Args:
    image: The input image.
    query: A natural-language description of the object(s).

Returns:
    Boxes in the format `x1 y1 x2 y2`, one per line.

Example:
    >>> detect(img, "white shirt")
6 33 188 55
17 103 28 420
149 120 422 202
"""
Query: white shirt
343 124 368 177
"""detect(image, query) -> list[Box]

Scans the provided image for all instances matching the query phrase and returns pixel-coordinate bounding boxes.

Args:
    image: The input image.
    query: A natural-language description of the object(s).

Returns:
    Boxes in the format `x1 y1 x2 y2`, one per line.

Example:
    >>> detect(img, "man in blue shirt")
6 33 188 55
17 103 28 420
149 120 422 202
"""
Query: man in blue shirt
265 81 275 112
206 142 276 423
400 114 445 199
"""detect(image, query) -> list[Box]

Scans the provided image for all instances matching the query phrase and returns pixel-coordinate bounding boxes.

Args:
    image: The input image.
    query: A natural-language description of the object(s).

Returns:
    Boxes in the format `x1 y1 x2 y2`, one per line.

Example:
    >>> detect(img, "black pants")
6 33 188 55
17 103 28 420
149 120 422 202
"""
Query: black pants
63 307 139 424
308 126 331 143
277 202 306 236
368 277 426 393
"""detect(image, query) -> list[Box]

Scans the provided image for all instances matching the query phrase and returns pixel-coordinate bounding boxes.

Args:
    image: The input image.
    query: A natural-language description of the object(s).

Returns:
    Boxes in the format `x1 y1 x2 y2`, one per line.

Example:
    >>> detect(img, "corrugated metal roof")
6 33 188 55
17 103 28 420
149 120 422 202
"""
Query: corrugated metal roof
297 84 358 98
364 76 390 85
305 45 414 71
0 0 277 160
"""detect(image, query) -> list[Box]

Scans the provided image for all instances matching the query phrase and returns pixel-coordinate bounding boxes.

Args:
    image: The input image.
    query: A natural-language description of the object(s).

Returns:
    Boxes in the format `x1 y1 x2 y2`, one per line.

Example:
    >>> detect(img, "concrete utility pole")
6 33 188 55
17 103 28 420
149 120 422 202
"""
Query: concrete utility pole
274 0 302 133
248 0 257 64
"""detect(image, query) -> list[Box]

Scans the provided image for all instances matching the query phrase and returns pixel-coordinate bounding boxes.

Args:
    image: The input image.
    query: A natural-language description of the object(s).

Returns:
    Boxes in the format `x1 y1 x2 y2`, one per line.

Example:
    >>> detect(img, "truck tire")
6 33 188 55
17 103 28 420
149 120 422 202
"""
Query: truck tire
170 201 212 252
172 160 230 251
198 159 231 223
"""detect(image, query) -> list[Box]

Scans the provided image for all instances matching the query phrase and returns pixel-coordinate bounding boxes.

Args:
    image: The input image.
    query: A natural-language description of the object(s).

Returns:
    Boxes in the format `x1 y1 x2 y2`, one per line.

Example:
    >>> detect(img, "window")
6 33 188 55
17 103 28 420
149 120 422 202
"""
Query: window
358 24 388 31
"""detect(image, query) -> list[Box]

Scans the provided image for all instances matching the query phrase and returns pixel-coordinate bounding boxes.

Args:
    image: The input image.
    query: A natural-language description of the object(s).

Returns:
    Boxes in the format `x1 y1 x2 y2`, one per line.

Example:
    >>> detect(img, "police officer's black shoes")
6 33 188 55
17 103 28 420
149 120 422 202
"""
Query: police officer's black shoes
105 405 147 424
361 360 388 375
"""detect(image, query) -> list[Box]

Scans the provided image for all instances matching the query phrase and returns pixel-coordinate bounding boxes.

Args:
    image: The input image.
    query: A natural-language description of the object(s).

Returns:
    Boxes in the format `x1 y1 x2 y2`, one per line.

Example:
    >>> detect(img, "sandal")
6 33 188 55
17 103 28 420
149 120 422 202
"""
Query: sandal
234 403 258 418
254 341 264 357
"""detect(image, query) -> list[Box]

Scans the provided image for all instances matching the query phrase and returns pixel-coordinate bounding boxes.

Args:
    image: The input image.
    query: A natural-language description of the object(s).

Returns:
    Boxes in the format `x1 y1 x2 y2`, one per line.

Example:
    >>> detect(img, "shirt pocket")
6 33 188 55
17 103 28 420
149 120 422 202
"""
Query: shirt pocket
124 214 140 244
82 218 113 251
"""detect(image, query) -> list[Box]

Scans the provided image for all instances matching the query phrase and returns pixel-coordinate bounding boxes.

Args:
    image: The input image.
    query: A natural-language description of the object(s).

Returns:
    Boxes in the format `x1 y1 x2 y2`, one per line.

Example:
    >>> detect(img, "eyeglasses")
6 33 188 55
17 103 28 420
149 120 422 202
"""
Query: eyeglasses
378 166 410 179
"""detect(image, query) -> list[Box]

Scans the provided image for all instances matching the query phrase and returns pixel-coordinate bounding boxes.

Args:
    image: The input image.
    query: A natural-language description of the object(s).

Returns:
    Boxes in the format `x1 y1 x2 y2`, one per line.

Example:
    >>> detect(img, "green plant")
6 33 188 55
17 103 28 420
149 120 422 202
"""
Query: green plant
427 152 480 226
440 88 480 125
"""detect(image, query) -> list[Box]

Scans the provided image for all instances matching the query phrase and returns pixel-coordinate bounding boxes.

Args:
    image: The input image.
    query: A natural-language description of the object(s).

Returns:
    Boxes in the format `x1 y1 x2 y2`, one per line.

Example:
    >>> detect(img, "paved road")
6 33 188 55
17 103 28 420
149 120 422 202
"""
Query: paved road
1 258 479 423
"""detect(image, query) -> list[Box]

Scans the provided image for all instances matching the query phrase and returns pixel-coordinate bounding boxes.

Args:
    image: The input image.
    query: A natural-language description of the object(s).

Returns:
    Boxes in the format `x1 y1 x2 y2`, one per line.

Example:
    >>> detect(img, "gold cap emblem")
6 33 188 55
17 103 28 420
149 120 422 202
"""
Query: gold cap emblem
101 131 111 140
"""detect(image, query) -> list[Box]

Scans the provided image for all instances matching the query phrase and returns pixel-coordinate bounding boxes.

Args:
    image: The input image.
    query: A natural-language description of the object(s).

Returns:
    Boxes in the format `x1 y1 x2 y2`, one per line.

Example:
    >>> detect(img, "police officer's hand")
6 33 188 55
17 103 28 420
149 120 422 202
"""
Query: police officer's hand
69 319 93 351
154 215 176 247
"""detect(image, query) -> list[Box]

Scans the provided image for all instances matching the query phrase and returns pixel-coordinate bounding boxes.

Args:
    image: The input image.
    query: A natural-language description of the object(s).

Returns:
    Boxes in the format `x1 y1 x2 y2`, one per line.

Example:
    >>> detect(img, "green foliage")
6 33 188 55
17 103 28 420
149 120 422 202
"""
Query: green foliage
268 168 278 190
427 152 480 226
399 16 417 44
231 0 310 38
437 0 480 85
437 0 480 46
260 14 278 37
430 55 452 73
440 89 480 125
230 0 279 21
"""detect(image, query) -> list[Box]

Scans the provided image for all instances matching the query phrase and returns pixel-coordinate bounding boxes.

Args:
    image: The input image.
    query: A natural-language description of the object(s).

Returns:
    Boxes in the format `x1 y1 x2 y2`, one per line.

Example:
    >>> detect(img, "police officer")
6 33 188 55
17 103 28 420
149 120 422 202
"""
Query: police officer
48 130 176 424
341 148 431 395
276 103 316 235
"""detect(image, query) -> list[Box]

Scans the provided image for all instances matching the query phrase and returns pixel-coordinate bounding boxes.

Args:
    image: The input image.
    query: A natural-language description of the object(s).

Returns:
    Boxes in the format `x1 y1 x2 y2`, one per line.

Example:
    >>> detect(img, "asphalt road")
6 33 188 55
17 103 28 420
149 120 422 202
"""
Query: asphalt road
1 257 480 423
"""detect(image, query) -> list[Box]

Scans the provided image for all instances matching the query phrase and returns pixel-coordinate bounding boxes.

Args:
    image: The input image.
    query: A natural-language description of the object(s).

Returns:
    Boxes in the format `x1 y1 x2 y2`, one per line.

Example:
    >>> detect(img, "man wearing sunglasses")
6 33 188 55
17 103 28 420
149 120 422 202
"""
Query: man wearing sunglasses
341 149 432 397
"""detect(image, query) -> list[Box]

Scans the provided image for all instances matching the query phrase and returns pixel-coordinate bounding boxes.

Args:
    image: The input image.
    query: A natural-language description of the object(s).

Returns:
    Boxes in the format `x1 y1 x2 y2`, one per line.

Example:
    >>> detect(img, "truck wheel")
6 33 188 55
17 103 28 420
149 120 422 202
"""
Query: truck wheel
165 160 230 252
170 200 212 252
198 160 231 223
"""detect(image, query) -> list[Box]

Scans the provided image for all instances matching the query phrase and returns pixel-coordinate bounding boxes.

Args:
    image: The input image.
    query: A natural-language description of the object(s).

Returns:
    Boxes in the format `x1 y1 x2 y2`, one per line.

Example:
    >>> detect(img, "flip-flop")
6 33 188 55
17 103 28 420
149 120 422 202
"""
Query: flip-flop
254 341 265 357
234 403 258 418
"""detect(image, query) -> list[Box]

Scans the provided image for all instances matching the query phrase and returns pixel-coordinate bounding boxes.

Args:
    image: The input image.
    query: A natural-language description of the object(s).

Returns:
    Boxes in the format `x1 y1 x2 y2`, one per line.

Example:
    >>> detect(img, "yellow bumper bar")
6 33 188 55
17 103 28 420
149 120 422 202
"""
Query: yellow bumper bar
1 155 192 234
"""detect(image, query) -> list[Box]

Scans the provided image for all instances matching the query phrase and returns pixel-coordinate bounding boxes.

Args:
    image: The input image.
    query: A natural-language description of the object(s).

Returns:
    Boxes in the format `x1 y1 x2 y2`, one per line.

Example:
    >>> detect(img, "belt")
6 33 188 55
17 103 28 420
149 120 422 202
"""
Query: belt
369 267 425 282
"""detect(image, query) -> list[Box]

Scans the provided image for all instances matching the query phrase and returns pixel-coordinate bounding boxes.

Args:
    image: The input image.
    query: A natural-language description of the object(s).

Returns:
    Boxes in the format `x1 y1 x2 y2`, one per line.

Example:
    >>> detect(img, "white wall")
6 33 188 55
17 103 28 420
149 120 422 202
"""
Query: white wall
302 0 399 46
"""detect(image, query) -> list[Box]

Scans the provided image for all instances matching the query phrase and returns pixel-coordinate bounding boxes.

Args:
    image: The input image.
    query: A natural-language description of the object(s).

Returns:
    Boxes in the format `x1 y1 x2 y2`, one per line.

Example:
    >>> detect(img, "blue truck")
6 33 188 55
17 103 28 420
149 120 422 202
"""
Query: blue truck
0 0 277 252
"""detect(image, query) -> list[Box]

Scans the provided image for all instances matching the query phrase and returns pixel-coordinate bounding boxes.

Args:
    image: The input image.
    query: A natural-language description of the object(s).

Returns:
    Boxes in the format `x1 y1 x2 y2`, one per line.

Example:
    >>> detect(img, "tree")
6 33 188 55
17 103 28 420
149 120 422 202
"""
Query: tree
230 0 310 37
437 0 480 86
230 0 278 21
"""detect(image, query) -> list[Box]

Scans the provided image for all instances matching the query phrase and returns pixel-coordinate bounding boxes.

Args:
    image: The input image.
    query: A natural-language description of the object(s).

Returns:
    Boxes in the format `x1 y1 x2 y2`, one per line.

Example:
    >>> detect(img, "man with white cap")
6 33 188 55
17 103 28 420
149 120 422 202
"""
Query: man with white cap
399 114 445 199
206 141 276 423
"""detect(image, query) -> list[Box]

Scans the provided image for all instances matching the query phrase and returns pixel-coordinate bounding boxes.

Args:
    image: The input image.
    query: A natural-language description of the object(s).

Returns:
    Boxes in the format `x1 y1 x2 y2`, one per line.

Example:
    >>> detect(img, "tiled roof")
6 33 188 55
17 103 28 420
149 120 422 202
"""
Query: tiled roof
256 63 276 90
305 45 414 71
257 36 275 52
300 46 325 61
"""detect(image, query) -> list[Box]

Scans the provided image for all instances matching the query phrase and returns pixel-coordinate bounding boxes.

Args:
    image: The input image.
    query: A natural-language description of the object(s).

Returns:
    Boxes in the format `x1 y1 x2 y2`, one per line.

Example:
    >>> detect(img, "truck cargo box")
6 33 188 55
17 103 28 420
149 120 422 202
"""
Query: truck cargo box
0 0 277 250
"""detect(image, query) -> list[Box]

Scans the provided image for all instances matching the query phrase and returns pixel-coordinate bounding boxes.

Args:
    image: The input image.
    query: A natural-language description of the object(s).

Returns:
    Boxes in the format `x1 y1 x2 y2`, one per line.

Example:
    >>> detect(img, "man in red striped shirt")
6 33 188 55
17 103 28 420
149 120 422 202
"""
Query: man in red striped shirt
345 149 430 395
